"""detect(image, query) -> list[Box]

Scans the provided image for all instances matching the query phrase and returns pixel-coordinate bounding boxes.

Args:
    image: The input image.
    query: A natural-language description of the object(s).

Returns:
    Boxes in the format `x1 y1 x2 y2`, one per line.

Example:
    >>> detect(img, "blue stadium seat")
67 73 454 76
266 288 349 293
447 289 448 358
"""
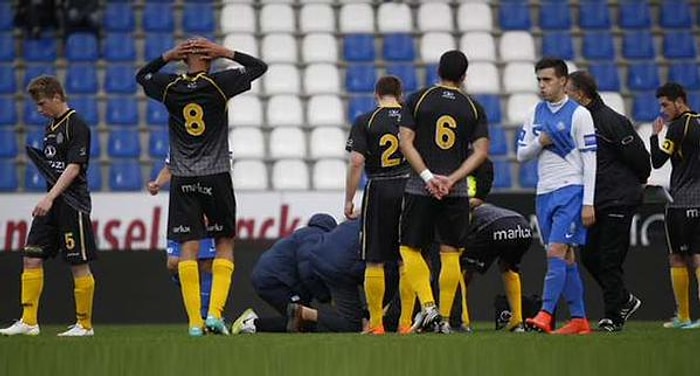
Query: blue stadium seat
632 92 659 122
348 96 375 123
688 92 700 113
106 97 139 127
143 3 174 32
589 62 621 91
183 3 215 33
0 96 17 126
24 163 46 192
108 129 141 158
343 34 375 62
539 2 571 30
660 1 692 29
103 33 136 62
345 65 376 93
627 62 660 91
0 33 14 61
518 161 537 189
0 64 14 93
0 129 17 158
23 64 55 88
23 37 57 62
663 31 697 59
474 94 502 124
618 1 651 29
147 100 169 127
66 33 99 62
24 100 46 127
149 128 168 158
668 63 700 91
25 127 44 149
110 160 143 191
104 3 135 32
383 34 415 62
493 160 512 189
499 2 531 30
622 31 654 60
145 33 175 61
65 63 98 94
70 96 99 126
541 32 574 60
90 128 100 158
425 64 439 86
489 126 509 156
0 160 18 191
88 164 102 192
386 64 417 92
105 64 137 94
582 32 614 60
578 1 611 30
0 3 13 31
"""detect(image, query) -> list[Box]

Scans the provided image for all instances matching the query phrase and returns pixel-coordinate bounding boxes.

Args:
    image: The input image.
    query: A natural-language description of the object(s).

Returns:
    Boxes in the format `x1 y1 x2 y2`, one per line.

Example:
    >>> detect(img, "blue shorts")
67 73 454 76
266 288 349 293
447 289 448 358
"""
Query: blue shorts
536 185 587 247
166 238 216 259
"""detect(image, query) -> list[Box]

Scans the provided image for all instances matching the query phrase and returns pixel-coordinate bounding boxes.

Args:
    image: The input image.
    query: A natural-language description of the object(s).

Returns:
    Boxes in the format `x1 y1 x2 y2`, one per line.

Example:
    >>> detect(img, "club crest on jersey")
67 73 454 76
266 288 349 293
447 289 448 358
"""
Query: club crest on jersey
556 121 566 131
388 109 402 122
56 132 64 145
187 81 198 89
441 91 456 100
44 145 56 158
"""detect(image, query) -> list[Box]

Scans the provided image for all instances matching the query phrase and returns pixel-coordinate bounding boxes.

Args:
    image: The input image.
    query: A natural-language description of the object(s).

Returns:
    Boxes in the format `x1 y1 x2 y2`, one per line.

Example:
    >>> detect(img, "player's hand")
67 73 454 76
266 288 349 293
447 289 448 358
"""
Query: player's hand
652 117 665 135
344 201 358 219
539 132 553 146
32 196 54 217
163 41 193 62
426 175 448 200
147 181 160 196
190 39 231 60
582 205 596 228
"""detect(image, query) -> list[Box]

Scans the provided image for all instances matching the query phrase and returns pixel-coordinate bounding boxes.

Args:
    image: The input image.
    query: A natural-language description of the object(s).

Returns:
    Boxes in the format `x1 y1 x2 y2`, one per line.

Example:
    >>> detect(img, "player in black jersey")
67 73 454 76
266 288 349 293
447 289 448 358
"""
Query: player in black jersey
136 37 267 336
344 76 412 334
650 83 700 329
399 50 490 333
1 76 97 337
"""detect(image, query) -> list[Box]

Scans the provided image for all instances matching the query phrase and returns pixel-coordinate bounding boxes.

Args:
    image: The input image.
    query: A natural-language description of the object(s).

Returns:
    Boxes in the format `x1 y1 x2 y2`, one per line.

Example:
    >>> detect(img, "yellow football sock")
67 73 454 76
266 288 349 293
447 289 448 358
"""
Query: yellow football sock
74 274 95 329
20 268 44 326
364 265 385 329
398 266 415 329
502 270 523 325
399 246 435 308
208 259 234 319
671 266 690 322
439 252 461 317
459 273 470 326
178 260 203 328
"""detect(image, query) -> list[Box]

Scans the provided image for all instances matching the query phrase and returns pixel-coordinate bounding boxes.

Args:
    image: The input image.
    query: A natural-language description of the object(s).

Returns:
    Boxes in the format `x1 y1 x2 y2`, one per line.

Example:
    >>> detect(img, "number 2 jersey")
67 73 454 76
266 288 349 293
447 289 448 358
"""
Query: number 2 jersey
403 85 489 197
136 52 267 177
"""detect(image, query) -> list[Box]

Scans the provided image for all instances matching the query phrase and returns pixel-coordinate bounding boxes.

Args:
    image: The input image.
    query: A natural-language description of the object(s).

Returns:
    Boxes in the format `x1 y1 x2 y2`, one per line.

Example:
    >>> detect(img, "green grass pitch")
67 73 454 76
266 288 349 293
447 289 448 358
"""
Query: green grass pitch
1 322 698 376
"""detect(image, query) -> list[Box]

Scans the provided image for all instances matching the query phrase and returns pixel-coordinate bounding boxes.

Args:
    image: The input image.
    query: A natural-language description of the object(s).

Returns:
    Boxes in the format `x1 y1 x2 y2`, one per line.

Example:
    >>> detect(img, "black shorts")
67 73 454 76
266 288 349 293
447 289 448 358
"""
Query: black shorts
400 193 470 249
168 172 237 242
461 217 532 274
24 198 97 265
360 177 407 263
665 207 700 255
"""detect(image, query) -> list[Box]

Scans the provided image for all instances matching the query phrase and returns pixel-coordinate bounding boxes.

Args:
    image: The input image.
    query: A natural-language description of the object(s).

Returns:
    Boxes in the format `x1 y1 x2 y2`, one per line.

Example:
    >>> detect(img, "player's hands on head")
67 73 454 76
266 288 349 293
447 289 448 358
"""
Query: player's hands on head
344 201 358 220
189 39 231 60
582 205 595 228
32 196 54 217
163 41 194 62
147 181 160 196
652 117 665 135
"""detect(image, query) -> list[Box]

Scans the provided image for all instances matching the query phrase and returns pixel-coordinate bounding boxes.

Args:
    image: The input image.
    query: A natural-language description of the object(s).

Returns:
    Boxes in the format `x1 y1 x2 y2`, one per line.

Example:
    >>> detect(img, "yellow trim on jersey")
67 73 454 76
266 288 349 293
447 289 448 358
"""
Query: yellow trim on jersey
413 86 441 118
366 107 384 129
50 109 76 132
162 76 184 102
379 104 401 108
199 75 228 103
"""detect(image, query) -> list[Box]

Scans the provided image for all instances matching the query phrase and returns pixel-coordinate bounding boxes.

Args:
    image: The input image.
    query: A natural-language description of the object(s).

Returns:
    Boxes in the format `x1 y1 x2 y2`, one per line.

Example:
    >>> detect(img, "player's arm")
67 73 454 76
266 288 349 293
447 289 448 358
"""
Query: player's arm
650 116 680 169
344 118 367 219
135 42 190 100
446 103 490 188
574 108 597 226
609 115 651 183
147 164 172 196
516 110 549 162
196 40 268 98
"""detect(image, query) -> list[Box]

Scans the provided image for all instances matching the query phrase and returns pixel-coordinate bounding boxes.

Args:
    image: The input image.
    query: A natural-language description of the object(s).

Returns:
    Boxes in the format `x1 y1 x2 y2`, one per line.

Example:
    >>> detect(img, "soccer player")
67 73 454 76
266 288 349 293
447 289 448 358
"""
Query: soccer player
517 58 596 335
136 37 267 336
0 76 97 337
344 75 412 334
399 50 490 333
566 71 651 332
649 82 700 329
232 214 337 334
147 159 216 320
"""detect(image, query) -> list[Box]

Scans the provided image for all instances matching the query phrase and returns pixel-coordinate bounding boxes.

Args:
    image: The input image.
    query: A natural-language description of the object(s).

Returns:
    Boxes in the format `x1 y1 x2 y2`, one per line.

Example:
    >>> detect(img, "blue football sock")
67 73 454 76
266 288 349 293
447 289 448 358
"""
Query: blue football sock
542 257 567 314
563 263 586 318
200 271 213 319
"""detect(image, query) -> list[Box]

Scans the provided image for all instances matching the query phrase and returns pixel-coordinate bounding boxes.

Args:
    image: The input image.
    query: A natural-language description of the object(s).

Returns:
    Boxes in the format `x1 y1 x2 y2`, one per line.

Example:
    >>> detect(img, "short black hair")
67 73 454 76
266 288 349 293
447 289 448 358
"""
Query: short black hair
655 82 687 104
535 58 568 78
375 75 403 98
567 71 598 99
438 50 469 82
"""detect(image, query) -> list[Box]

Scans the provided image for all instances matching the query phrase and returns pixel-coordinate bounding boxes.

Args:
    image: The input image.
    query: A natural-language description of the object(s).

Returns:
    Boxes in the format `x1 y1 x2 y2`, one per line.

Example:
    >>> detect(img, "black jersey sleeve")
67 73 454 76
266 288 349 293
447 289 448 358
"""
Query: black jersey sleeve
136 56 177 101
470 100 490 141
609 115 651 183
347 114 369 155
211 52 268 99
66 116 90 166
403 89 426 131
